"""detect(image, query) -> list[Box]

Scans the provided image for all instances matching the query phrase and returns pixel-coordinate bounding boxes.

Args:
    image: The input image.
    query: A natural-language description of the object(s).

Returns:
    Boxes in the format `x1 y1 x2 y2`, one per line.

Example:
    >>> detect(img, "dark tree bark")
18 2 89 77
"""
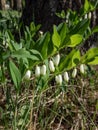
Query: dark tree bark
21 0 65 31
34 0 61 31
21 0 35 27
0 0 6 10
21 0 83 32
10 0 22 10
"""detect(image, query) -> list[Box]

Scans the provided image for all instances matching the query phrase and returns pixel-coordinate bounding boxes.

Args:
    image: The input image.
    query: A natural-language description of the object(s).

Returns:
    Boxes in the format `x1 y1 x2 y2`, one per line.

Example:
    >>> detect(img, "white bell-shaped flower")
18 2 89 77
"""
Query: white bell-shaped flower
49 60 55 72
80 17 82 21
84 14 87 19
39 30 43 37
24 70 31 80
55 74 62 85
72 68 77 78
66 19 69 23
80 64 85 74
64 72 69 82
88 12 91 19
53 53 60 66
40 65 46 76
35 65 40 77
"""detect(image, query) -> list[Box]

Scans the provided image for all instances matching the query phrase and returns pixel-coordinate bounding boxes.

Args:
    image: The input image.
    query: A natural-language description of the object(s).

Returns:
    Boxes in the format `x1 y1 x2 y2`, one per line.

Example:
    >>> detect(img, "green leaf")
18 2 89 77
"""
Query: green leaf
67 34 83 47
11 48 40 61
70 19 90 35
52 25 61 48
5 31 15 51
2 50 11 60
9 60 21 90
58 23 67 44
30 49 43 60
59 49 80 72
56 10 65 19
84 0 90 12
92 26 98 34
87 57 98 65
34 32 50 59
81 47 98 64
40 32 50 59
11 42 22 50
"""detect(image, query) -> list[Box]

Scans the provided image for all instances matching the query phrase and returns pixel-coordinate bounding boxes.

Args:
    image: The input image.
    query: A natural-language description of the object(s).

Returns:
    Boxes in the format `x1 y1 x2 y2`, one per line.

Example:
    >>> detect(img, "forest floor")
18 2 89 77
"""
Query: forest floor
0 66 98 130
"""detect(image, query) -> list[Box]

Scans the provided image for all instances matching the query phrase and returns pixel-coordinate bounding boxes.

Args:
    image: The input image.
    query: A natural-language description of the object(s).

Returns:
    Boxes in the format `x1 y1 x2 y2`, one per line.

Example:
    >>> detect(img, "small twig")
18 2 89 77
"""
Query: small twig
56 116 63 130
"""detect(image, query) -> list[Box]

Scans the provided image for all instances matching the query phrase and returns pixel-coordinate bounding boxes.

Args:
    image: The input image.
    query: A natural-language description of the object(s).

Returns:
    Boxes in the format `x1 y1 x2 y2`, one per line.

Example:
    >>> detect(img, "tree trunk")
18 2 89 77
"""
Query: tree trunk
21 0 83 32
0 0 6 10
10 0 22 10
21 0 34 27
21 0 64 31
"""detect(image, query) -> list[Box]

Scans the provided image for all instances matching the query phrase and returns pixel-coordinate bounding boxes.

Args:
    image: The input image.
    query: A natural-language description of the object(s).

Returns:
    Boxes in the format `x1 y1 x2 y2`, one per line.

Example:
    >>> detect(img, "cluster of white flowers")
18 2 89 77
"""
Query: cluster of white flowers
84 12 92 19
80 12 92 21
23 53 86 85
35 64 47 77
55 72 69 85
54 64 86 85
49 53 60 72
23 64 47 80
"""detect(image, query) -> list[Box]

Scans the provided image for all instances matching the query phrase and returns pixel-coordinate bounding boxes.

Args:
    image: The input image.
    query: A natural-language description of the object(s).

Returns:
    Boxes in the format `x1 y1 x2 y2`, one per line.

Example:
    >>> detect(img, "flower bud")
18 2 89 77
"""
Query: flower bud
88 12 92 19
66 12 70 19
53 53 60 66
84 14 87 19
39 30 43 37
40 65 46 76
80 17 82 21
49 60 55 72
24 70 31 80
55 74 62 85
3 40 8 48
72 68 77 78
66 19 68 23
80 64 85 74
64 72 69 82
39 31 43 35
35 65 40 77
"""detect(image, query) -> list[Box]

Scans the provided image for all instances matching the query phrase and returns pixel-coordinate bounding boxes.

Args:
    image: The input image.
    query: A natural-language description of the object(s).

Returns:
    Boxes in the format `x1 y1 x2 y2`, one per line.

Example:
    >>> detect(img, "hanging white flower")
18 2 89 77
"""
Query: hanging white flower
24 70 31 80
80 17 82 21
64 72 69 82
84 14 87 19
66 19 69 23
40 65 47 76
55 74 62 85
80 64 85 74
35 65 40 77
49 60 55 72
3 40 8 48
39 31 43 38
88 12 92 19
53 53 60 66
72 68 77 78
39 30 43 35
